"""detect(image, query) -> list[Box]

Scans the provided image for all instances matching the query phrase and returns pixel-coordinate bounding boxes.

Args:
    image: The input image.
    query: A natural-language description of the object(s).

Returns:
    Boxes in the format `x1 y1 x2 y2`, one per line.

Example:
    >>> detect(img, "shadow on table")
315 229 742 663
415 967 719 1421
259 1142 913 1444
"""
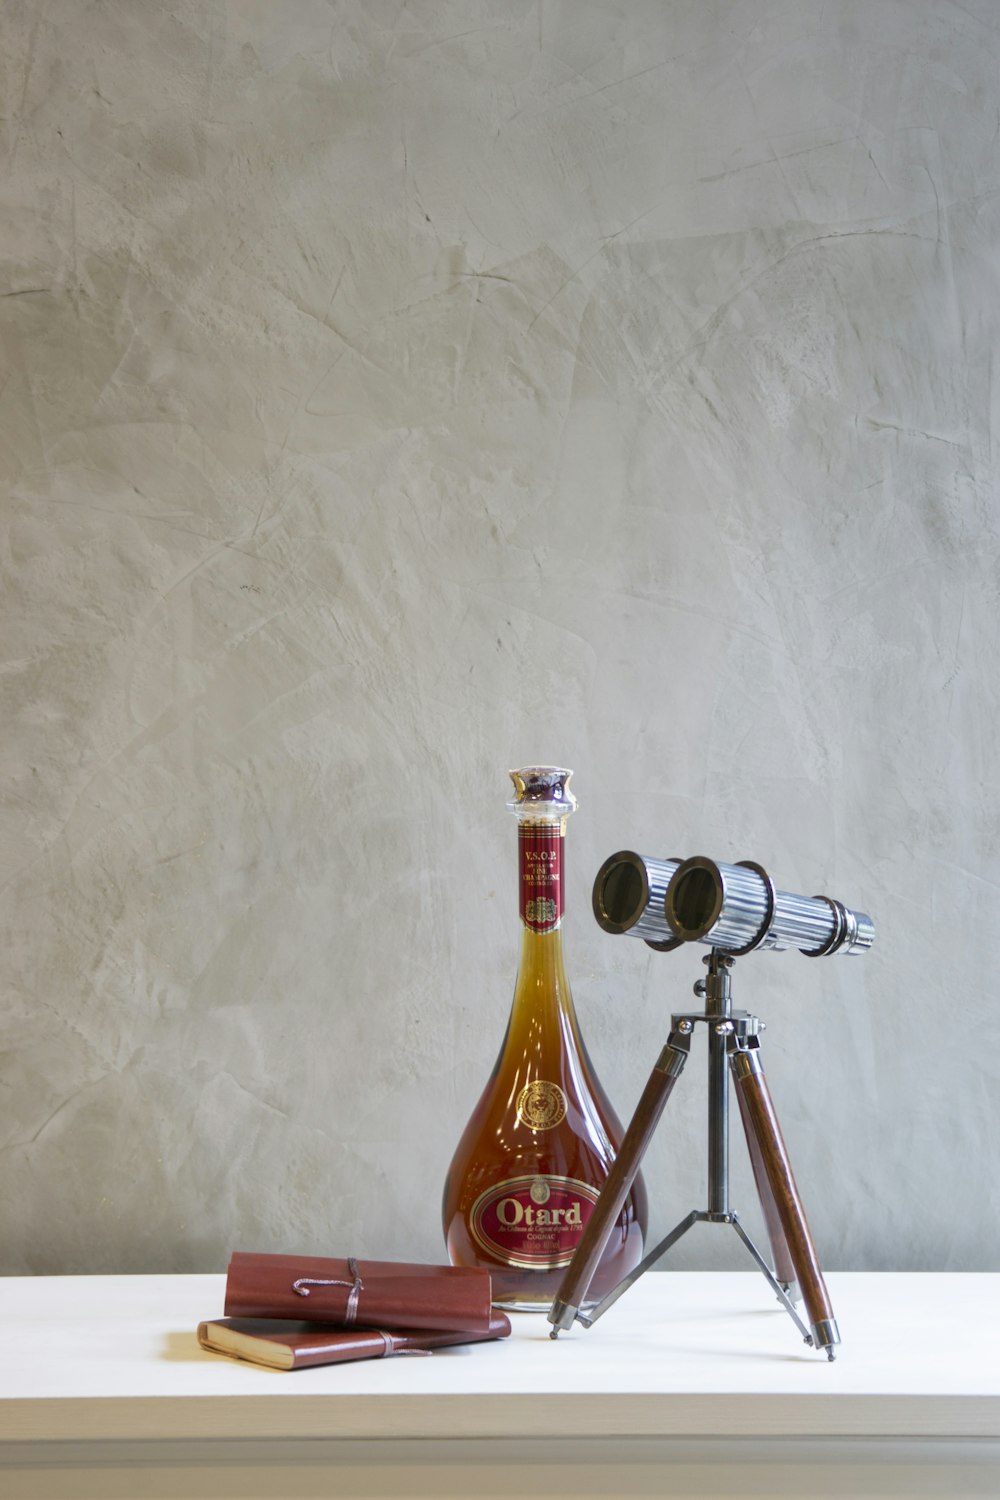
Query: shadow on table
161 1330 216 1362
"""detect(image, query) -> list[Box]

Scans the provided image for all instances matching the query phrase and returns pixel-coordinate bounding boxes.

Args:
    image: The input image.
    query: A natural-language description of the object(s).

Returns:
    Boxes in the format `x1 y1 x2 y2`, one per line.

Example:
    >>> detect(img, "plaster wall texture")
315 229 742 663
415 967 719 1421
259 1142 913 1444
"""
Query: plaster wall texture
1 0 998 1276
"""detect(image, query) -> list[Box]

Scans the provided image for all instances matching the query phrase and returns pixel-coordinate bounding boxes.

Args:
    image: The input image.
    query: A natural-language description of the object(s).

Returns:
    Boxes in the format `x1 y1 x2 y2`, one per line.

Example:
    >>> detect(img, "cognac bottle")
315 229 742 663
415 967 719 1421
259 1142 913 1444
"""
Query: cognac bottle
442 766 647 1311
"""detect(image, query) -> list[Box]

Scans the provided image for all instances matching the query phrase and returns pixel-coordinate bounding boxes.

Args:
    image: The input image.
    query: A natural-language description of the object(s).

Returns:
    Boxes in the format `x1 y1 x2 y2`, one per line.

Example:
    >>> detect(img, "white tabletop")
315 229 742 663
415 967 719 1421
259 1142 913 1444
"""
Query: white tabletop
1 1271 998 1445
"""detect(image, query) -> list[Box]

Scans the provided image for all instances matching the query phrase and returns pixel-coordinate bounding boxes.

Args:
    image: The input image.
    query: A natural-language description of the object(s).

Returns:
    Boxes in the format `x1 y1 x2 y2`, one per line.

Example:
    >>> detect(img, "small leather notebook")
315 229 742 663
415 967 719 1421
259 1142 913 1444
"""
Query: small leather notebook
224 1251 495 1332
198 1312 512 1371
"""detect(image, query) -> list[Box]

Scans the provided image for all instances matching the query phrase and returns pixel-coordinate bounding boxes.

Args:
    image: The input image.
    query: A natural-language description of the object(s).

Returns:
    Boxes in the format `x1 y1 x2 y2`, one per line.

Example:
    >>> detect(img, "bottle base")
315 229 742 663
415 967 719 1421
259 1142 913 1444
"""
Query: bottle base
492 1296 557 1314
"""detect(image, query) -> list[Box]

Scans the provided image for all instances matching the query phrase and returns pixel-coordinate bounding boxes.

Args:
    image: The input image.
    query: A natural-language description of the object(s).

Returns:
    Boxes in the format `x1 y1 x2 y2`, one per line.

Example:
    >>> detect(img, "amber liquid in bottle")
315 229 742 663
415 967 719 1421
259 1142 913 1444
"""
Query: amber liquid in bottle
442 767 647 1311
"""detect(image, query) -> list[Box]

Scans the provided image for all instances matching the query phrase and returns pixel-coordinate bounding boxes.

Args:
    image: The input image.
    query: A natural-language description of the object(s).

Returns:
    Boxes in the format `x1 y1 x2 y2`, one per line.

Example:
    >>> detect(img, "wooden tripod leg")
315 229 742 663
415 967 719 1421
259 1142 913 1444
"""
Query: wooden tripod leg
733 1080 798 1290
548 1025 692 1335
729 1041 840 1358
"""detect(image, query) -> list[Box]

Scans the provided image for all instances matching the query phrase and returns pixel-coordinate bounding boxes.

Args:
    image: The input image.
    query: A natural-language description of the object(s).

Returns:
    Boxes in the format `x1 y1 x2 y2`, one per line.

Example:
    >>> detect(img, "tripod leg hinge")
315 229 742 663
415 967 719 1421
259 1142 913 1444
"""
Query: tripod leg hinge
658 1028 692 1078
728 1041 763 1081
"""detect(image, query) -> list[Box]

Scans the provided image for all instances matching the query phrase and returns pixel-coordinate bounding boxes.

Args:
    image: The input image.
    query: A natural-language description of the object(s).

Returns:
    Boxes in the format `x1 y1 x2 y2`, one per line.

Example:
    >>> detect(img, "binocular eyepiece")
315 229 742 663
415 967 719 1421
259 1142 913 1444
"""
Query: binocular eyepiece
593 851 874 957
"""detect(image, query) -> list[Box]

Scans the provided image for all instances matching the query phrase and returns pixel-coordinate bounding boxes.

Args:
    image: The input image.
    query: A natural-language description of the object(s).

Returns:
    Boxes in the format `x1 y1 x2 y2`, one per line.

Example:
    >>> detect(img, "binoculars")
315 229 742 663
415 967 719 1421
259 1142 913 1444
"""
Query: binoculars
593 851 874 958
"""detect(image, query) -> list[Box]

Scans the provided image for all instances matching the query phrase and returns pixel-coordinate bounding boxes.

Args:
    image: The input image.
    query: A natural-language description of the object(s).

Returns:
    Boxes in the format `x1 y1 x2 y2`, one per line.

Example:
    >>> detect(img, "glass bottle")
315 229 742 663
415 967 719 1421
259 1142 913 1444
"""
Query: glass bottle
442 766 647 1311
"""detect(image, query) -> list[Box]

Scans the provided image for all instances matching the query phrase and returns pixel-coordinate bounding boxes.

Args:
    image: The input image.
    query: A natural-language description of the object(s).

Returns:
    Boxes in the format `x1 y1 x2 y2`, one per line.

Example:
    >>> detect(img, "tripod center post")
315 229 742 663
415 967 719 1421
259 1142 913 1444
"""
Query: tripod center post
703 950 734 1019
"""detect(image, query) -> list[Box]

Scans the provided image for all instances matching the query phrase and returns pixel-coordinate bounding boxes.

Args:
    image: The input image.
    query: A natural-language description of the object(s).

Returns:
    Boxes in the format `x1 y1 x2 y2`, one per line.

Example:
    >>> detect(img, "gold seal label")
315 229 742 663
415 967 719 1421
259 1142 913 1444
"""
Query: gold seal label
516 1079 567 1131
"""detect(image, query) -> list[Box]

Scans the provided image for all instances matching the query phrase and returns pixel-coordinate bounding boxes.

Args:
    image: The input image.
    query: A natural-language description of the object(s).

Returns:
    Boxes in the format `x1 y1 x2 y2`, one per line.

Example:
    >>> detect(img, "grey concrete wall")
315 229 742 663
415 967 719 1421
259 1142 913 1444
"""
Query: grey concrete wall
2 0 998 1275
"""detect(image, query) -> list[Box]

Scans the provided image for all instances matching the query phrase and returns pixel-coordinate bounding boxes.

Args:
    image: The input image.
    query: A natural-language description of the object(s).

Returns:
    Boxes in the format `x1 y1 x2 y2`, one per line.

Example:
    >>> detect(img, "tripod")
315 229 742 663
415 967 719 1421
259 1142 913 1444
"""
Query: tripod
548 950 840 1359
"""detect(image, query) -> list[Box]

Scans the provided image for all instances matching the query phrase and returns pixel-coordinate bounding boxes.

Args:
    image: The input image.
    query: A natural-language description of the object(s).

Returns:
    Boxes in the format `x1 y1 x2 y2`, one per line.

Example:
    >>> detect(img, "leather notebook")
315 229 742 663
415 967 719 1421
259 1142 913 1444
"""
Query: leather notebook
224 1251 496 1332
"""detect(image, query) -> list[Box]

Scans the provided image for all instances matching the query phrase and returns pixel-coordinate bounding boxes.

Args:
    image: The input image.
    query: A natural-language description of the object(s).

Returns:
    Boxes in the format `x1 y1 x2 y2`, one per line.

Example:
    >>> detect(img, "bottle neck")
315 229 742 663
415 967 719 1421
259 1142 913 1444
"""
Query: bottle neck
516 818 567 936
516 918 570 992
511 817 573 1016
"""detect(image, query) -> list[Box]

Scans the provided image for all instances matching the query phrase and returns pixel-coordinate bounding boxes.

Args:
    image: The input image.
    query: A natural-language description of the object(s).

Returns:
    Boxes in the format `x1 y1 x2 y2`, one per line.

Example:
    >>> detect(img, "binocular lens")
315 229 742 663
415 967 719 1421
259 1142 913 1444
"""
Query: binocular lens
593 852 683 946
598 859 645 927
667 865 721 938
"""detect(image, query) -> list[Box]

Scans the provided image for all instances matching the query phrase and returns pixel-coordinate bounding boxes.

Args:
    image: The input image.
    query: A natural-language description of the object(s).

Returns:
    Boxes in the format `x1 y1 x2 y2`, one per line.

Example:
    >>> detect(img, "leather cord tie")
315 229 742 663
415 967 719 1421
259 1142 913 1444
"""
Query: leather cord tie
291 1257 365 1323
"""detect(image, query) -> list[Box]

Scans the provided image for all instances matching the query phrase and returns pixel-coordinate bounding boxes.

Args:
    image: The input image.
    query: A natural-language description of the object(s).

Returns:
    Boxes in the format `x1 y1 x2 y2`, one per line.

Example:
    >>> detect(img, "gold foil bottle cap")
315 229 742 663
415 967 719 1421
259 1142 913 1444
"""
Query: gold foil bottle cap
507 766 577 820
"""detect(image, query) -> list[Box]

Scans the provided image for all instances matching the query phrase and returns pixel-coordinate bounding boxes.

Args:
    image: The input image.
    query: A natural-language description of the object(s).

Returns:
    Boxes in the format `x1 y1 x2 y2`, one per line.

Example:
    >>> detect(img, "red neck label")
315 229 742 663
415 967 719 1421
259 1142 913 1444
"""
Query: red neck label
519 824 564 932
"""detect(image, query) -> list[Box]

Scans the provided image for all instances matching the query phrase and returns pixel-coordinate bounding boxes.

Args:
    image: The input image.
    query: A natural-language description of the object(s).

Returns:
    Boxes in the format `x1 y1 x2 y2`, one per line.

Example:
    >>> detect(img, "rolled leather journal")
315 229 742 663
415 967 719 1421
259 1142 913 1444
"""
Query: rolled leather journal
224 1252 496 1333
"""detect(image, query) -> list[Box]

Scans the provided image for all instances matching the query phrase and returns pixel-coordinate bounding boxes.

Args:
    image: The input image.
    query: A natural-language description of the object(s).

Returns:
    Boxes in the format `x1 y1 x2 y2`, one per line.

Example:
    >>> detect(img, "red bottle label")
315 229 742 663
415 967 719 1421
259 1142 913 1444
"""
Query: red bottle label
519 825 564 931
469 1175 600 1268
